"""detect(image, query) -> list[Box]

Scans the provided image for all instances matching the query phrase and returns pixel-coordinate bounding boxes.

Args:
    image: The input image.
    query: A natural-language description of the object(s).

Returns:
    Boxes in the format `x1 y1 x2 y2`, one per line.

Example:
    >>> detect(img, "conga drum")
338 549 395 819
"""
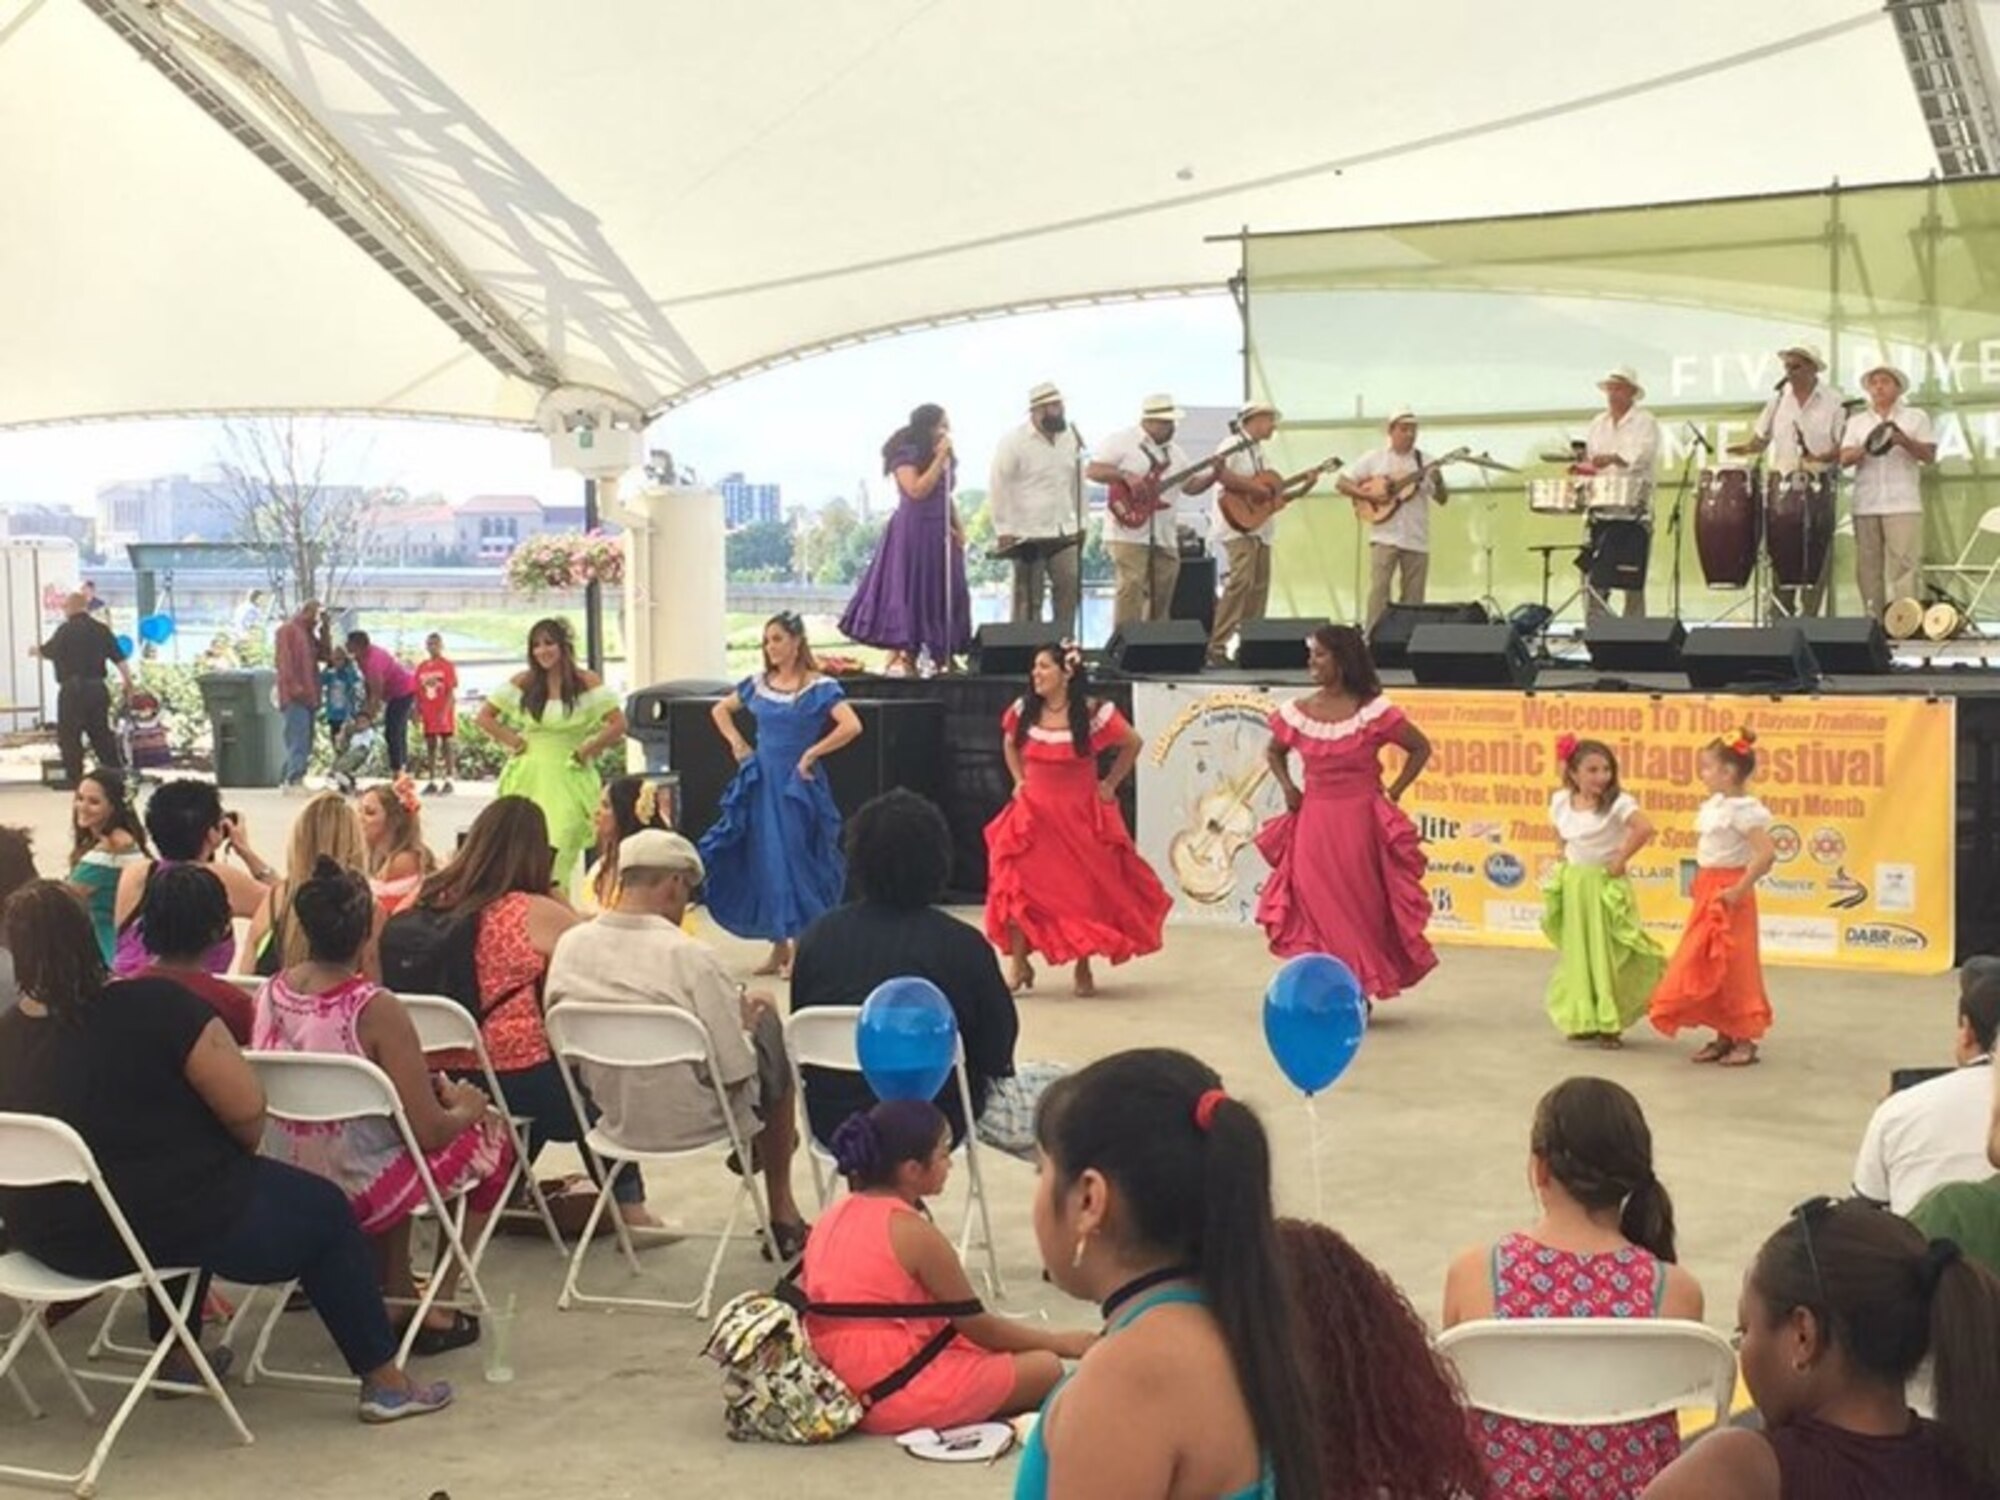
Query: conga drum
1696 467 1760 587
1765 469 1836 587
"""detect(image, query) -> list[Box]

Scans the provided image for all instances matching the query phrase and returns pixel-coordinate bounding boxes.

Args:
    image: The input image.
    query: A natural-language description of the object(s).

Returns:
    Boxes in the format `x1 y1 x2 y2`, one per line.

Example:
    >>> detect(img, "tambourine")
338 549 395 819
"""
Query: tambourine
1864 421 1899 458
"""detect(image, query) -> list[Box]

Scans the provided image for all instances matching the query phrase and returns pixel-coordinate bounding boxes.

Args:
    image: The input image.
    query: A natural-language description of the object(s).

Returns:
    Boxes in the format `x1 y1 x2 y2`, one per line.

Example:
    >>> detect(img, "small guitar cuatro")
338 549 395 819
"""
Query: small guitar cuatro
1349 446 1471 526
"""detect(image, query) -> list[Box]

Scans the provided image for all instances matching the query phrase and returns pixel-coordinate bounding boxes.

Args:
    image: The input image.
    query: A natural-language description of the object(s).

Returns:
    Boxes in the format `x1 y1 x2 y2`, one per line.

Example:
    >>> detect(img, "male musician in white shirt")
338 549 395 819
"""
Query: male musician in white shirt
1839 364 1937 623
1580 366 1660 621
1730 343 1845 617
1184 400 1281 665
1338 410 1448 629
990 381 1085 636
1087 394 1204 629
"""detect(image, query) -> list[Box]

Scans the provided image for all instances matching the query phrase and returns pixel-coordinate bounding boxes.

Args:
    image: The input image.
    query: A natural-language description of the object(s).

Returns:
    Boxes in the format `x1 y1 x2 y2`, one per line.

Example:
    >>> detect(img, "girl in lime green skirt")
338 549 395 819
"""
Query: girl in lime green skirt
1542 736 1664 1047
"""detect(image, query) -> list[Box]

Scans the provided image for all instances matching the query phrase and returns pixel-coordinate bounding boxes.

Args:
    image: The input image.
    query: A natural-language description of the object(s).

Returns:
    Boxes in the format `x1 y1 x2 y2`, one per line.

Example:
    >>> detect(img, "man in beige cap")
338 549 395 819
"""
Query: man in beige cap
1840 364 1937 622
1581 367 1660 620
1339 410 1450 628
1185 400 1283 664
1087 394 1208 628
989 381 1084 635
1731 343 1845 616
545 828 808 1257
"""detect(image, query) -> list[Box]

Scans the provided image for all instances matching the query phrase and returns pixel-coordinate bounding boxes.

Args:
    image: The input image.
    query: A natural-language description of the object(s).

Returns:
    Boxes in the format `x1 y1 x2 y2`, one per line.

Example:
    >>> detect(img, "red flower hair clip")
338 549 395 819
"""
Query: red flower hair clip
1555 733 1579 763
391 773 422 816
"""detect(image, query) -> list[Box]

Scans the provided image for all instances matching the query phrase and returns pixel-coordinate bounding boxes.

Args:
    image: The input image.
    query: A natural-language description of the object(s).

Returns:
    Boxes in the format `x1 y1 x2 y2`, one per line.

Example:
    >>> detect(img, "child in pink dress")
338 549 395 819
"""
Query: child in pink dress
797 1100 1091 1434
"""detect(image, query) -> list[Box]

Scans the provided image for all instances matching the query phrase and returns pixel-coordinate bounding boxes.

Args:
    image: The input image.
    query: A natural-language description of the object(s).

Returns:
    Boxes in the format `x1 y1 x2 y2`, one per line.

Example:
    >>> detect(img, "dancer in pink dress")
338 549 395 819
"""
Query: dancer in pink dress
1256 624 1437 1000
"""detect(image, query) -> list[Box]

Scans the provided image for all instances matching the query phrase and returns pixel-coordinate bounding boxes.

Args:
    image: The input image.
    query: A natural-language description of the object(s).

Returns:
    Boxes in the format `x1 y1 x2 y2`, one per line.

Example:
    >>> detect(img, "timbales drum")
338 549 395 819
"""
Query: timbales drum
1527 478 1585 514
1584 474 1646 517
1764 469 1836 588
1695 466 1760 587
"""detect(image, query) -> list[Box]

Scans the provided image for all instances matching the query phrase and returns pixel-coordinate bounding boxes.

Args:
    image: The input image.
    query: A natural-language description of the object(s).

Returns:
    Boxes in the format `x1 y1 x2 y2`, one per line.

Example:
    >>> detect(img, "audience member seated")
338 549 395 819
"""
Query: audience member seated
1021 1050 1321 1500
255 857 513 1354
112 780 273 976
1643 1197 2000 1499
585 774 673 912
1853 969 1999 1213
404 797 660 1229
546 829 807 1258
132 864 254 1042
358 781 434 917
0 881 450 1422
1275 1218 1487 1500
1911 1175 2000 1280
243 791 378 978
1443 1076 1702 1500
66 769 148 965
0 826 38 1013
797 1099 1090 1434
791 789 1055 1156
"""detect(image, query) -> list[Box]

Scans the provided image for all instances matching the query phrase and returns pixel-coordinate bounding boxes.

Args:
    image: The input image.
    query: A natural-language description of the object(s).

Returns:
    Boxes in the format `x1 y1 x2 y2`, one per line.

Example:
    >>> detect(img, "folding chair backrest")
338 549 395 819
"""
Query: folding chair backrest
547 1001 711 1071
1435 1318 1737 1427
1978 506 2000 538
784 1006 863 1074
0 1112 95 1188
247 1051 399 1127
399 992 484 1057
213 974 264 999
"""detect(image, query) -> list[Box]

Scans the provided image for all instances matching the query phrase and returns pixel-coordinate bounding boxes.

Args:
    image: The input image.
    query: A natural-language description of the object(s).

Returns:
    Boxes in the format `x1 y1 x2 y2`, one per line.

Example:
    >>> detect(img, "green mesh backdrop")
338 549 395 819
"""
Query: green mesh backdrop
1245 176 2000 623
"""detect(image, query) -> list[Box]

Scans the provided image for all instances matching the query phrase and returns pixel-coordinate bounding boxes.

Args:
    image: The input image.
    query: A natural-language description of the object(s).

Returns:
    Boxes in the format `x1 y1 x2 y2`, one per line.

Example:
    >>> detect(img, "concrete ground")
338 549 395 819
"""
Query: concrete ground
0 775 1953 1499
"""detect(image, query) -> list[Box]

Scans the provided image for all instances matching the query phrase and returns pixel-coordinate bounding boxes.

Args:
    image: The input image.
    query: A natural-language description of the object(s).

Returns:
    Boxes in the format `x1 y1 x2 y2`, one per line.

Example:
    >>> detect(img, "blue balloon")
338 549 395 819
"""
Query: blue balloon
1262 954 1367 1095
856 977 958 1102
114 634 134 657
138 613 175 645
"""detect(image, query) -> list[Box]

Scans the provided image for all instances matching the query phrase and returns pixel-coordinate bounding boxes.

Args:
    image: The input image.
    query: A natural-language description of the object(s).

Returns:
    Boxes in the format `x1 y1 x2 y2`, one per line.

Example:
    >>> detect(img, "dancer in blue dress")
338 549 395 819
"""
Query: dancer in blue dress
701 613 863 974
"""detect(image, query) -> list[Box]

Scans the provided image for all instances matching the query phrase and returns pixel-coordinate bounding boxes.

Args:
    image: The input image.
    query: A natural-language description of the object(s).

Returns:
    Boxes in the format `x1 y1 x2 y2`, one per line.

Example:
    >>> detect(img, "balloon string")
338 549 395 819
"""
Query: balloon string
1303 1094 1327 1221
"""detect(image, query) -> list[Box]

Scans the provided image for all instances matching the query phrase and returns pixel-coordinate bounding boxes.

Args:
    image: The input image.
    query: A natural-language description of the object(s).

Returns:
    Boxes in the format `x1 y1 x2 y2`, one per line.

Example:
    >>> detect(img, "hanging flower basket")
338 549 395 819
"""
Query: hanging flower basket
504 532 625 593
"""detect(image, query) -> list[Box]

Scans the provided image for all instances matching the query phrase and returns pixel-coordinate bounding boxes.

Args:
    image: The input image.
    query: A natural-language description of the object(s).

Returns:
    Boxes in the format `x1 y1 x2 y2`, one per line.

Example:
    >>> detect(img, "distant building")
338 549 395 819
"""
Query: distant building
1 504 93 548
718 472 783 529
95 472 239 548
455 494 546 563
361 503 458 566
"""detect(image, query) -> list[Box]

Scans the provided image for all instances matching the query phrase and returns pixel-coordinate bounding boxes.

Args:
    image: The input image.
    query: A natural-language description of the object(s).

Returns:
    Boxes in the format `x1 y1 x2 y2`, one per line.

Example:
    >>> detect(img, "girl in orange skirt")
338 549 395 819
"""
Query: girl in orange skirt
1648 727 1776 1066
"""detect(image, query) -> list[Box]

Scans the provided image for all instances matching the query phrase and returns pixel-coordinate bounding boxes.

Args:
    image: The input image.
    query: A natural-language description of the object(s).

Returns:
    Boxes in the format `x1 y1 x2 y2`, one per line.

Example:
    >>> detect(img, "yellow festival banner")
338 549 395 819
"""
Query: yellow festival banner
1129 684 1955 975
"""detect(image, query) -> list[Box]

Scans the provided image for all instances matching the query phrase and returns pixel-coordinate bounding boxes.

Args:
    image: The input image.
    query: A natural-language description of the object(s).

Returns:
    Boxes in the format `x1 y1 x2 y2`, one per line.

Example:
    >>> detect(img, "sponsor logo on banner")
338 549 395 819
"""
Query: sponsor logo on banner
1844 922 1927 953
1875 863 1916 914
1769 824 1802 864
1762 915 1839 955
1432 860 1478 877
1484 900 1545 935
1762 876 1818 897
1484 853 1526 889
1826 868 1868 911
1808 828 1847 866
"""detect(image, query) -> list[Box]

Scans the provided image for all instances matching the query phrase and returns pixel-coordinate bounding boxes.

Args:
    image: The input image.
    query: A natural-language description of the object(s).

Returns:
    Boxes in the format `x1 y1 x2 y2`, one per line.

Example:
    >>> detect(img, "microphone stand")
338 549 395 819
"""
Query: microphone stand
1670 422 1707 622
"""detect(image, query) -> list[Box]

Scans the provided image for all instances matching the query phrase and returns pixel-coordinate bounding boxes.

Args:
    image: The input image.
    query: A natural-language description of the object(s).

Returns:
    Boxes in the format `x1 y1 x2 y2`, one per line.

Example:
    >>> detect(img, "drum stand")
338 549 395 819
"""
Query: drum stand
1527 541 1610 656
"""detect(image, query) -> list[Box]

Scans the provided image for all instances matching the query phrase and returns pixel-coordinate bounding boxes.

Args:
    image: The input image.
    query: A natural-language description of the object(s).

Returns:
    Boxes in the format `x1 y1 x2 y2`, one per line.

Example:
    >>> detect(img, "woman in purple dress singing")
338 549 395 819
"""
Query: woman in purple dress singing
1256 624 1438 1002
839 404 973 676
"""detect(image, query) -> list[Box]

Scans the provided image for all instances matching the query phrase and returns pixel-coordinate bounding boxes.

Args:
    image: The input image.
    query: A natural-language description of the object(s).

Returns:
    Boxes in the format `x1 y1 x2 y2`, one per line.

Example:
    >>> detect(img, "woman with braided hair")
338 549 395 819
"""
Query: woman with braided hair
1444 1076 1702 1499
983 641 1168 997
1645 1198 2000 1499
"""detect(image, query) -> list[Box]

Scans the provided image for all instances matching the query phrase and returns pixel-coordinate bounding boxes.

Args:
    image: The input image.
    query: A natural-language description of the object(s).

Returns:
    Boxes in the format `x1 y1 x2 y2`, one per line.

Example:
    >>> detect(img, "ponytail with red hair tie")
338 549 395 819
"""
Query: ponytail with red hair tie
1193 1088 1229 1132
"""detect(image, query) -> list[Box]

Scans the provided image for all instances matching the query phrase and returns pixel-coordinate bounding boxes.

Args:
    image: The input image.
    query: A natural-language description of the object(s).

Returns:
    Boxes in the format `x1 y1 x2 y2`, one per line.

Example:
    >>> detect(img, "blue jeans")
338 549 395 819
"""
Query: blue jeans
281 702 314 783
383 693 416 774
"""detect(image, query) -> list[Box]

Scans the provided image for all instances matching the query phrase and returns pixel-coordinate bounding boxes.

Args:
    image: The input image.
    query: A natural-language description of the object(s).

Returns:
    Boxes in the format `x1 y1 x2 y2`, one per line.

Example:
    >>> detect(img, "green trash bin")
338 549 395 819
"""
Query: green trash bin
198 668 287 788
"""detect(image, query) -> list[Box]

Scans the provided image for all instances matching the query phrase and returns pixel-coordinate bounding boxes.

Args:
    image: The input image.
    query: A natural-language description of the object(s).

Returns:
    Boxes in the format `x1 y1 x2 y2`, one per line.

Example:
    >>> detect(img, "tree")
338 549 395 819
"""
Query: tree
207 417 377 613
725 520 796 580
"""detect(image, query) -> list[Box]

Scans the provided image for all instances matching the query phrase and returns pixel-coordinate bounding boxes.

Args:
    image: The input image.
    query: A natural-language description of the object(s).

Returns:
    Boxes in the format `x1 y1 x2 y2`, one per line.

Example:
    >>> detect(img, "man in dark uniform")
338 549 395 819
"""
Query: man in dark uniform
35 592 133 787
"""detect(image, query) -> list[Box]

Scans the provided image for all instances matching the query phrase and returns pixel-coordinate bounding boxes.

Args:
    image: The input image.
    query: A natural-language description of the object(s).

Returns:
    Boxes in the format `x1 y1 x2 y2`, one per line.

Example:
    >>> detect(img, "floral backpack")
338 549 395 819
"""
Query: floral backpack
702 1267 980 1444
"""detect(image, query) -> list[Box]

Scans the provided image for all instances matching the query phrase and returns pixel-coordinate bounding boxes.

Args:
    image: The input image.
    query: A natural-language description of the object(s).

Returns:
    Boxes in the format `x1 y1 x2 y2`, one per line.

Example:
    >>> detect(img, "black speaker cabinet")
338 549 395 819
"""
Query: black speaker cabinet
1234 617 1323 672
971 623 1048 676
1584 617 1687 674
1407 622 1538 688
1171 555 1218 635
666 696 947 844
1369 602 1489 669
1682 626 1820 690
1801 618 1893 675
1105 619 1209 676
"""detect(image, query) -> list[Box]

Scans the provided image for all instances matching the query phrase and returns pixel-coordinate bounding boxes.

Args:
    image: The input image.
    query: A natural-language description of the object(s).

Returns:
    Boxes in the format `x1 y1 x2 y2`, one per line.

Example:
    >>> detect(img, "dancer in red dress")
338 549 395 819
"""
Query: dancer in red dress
1257 624 1437 1000
984 642 1169 997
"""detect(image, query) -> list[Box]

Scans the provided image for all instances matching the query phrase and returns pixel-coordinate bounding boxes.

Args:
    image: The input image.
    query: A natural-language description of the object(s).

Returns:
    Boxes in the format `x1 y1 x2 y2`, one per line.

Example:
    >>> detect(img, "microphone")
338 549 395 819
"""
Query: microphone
1772 376 1788 392
1684 421 1711 454
1841 397 1867 411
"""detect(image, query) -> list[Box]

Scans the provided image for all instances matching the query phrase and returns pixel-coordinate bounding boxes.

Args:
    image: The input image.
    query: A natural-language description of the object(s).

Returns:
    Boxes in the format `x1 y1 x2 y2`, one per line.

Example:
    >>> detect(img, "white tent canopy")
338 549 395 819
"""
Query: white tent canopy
0 0 1953 430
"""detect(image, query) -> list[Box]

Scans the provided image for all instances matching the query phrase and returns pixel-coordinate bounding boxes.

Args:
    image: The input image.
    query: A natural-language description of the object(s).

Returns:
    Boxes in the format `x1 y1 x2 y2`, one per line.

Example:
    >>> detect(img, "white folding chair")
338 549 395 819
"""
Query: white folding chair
1435 1318 1737 1432
781 1006 1005 1299
546 1002 772 1318
240 1052 493 1388
0 1113 251 1498
1924 504 2000 625
399 993 564 1258
210 975 264 999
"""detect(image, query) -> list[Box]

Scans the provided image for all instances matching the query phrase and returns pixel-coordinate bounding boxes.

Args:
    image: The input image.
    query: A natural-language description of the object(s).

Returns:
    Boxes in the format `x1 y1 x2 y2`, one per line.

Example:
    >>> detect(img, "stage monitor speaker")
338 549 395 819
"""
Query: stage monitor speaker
971 623 1048 676
1369 602 1488 669
1407 623 1538 688
1682 626 1820 690
1234 617 1323 672
1800 618 1894 675
1584 617 1687 674
1105 619 1209 676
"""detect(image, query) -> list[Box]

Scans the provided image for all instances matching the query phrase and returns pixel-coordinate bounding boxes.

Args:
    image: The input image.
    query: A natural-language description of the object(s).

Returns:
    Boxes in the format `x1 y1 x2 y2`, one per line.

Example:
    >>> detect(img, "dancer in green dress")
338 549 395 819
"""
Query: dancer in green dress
473 619 626 893
1542 736 1664 1046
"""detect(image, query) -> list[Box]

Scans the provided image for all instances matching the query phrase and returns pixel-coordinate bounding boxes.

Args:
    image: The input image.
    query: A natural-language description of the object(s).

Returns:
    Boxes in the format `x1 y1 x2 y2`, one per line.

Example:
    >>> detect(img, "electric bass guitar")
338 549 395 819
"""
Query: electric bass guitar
1349 447 1471 526
1218 456 1344 536
1105 437 1252 529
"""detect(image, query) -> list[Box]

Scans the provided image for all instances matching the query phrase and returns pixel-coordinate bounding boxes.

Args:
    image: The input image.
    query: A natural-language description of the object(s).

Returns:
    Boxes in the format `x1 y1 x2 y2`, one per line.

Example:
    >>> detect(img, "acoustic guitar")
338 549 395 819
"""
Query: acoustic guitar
1349 447 1471 526
1218 456 1343 536
1105 437 1252 529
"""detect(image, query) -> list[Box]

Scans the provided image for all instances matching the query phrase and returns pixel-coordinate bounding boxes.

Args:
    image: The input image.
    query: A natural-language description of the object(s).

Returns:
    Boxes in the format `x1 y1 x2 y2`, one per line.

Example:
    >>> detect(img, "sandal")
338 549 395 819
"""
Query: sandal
1006 959 1035 994
1719 1042 1761 1068
406 1311 481 1357
761 1219 811 1264
1690 1038 1733 1064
